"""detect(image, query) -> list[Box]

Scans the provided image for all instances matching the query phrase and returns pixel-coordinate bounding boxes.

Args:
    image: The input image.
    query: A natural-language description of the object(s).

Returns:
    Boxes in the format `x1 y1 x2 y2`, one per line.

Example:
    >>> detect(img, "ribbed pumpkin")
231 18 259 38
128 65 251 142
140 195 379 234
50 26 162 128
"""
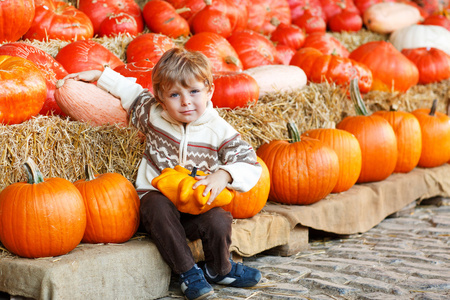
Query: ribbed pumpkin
222 157 270 218
411 99 450 168
74 165 140 244
349 41 419 92
336 78 398 183
0 158 86 258
256 122 339 205
302 123 362 193
373 109 422 173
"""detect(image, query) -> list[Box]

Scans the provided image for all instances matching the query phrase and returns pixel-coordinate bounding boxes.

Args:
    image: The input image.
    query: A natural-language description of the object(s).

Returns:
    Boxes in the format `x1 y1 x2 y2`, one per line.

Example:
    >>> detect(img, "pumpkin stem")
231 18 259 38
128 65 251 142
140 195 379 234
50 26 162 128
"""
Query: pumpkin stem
224 55 240 66
350 77 369 116
175 7 191 14
55 79 65 89
23 158 44 184
429 99 438 116
189 167 198 177
287 122 301 143
84 164 96 181
323 121 336 129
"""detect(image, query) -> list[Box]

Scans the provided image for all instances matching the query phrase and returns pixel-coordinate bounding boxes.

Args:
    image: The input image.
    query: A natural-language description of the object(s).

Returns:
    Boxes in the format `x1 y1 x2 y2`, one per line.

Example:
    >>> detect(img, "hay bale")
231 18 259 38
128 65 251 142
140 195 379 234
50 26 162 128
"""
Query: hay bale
0 115 143 191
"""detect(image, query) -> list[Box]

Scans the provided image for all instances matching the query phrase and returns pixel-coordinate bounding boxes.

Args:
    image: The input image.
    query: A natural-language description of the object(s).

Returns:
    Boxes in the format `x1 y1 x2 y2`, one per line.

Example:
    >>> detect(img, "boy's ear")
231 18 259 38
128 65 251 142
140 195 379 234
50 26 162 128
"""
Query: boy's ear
157 99 167 110
208 83 215 98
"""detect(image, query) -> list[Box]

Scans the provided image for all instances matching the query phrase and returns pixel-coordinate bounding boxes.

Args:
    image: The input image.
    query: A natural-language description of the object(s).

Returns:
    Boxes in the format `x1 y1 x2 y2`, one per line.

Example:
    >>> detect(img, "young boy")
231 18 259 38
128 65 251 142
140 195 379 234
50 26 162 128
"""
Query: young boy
65 48 262 300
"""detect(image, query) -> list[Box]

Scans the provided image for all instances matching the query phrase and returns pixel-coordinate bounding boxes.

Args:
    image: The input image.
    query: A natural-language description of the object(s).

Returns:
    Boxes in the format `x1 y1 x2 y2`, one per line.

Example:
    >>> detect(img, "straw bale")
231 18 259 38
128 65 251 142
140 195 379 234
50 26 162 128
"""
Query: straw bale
0 115 143 191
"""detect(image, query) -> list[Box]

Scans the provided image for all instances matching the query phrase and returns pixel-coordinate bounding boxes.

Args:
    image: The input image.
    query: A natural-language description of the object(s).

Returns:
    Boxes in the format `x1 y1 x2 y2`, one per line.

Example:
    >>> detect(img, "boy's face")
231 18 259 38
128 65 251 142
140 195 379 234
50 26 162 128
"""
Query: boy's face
160 78 214 124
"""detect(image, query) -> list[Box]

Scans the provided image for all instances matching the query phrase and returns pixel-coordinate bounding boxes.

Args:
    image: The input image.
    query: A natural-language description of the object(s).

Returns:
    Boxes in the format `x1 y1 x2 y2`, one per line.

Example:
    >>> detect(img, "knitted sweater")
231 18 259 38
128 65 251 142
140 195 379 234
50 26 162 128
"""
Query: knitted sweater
97 67 262 196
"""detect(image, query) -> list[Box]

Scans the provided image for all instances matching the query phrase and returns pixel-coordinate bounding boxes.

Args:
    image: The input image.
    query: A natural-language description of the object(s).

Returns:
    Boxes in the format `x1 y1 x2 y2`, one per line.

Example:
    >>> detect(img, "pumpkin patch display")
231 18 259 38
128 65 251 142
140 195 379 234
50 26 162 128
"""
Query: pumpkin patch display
411 99 450 168
55 40 124 73
184 32 243 72
349 41 419 93
401 47 450 85
336 78 398 183
227 29 279 69
99 12 140 37
290 47 373 93
0 55 47 125
302 124 362 193
246 0 292 35
256 122 339 205
23 0 94 42
222 157 270 219
0 0 35 43
74 165 140 244
212 72 259 109
0 158 86 258
0 42 68 117
142 0 190 39
151 165 235 215
126 33 176 65
77 0 144 36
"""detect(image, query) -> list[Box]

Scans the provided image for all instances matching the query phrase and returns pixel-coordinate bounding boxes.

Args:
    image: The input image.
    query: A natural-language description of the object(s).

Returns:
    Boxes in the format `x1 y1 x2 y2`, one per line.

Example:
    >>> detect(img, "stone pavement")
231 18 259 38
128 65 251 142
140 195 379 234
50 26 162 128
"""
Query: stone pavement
161 198 450 300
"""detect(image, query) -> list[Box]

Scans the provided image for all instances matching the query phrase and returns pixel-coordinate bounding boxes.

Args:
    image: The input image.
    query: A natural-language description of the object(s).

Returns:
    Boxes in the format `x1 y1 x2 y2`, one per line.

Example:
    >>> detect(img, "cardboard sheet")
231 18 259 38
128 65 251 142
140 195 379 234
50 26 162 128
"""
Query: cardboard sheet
263 165 450 235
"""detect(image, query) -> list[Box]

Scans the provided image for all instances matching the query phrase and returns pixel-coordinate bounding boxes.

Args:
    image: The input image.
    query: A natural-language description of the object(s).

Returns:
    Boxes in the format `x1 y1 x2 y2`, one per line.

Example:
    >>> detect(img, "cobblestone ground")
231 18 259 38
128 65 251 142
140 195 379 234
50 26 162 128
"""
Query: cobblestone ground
162 198 450 300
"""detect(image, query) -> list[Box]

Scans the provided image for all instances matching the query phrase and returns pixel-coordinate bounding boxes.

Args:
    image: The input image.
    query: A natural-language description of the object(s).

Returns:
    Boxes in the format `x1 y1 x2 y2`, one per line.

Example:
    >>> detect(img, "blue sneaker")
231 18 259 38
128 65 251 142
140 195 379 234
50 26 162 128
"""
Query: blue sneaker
202 259 262 288
179 264 214 300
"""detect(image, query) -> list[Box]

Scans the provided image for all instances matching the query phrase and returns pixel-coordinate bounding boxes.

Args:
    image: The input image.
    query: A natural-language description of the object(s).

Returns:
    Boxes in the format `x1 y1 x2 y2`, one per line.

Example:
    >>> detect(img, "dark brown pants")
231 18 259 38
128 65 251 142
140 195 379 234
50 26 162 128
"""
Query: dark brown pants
139 190 233 275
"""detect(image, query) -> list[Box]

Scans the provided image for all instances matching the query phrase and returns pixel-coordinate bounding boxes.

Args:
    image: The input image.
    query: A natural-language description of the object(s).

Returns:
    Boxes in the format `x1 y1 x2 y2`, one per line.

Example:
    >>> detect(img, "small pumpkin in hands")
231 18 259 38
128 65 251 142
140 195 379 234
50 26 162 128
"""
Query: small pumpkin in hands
152 166 235 215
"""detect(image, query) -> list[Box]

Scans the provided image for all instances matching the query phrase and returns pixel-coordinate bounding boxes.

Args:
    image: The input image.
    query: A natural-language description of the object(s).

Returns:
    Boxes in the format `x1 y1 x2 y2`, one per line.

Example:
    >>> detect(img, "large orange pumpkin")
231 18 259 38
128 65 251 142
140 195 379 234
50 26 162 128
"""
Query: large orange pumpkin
222 157 270 219
411 99 450 168
0 55 47 125
256 122 339 205
336 78 398 183
0 0 35 43
0 158 86 258
74 165 140 244
373 109 422 173
302 124 362 193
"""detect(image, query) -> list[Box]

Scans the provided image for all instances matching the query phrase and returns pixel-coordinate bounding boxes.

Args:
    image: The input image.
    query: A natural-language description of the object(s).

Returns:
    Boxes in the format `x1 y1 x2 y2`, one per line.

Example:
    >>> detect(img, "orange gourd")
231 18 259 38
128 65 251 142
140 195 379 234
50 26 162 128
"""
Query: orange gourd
336 78 398 183
302 124 362 193
373 110 422 173
256 122 339 205
152 165 235 215
74 165 140 244
411 99 450 168
0 158 86 258
222 157 270 218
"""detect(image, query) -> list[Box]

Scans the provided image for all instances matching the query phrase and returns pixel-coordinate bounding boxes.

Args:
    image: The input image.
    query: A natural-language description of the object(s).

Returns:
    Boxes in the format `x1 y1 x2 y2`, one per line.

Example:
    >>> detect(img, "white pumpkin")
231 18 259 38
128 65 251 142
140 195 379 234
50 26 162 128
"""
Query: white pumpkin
243 65 307 98
389 24 450 56
363 2 422 34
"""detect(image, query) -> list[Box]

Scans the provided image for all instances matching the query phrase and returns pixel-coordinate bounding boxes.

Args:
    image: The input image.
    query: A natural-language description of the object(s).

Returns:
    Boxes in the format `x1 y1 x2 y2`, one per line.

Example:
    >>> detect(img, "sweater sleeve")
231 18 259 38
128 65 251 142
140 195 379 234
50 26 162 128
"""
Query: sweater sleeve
96 67 146 112
218 134 262 193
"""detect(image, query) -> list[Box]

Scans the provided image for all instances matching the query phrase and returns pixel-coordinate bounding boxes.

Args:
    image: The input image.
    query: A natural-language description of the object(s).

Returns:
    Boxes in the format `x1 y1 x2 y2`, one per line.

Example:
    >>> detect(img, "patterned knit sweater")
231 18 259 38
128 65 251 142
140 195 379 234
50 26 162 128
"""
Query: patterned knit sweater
97 67 262 196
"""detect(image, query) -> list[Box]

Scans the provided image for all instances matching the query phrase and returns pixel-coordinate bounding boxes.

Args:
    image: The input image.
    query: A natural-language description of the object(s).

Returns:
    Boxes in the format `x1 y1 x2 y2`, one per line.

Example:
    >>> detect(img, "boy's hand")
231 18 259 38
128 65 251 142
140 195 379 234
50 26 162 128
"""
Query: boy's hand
63 70 102 83
192 169 232 205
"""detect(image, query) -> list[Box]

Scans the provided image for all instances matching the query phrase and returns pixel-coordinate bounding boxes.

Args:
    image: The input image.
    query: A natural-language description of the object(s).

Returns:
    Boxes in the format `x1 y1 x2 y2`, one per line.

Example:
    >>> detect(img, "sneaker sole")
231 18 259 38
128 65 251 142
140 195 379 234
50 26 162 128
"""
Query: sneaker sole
185 290 214 300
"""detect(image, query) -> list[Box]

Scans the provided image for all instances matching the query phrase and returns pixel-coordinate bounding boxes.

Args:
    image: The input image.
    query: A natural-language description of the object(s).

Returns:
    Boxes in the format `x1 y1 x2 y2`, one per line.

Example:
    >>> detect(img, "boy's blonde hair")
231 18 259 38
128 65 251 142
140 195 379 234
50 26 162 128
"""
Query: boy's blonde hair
152 47 214 102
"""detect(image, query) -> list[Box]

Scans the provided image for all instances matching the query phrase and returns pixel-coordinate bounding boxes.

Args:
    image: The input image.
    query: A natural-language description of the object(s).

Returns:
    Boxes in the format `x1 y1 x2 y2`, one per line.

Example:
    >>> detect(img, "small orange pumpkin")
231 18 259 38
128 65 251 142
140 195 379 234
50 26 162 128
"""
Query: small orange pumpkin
0 158 86 258
411 99 450 168
151 165 235 215
74 165 140 244
256 122 339 205
222 157 270 219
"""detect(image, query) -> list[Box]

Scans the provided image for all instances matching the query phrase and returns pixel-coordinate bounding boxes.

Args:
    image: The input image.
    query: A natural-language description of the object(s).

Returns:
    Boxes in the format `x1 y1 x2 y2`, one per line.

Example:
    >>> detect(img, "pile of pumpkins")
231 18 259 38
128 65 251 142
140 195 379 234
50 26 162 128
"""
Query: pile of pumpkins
2 0 450 258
